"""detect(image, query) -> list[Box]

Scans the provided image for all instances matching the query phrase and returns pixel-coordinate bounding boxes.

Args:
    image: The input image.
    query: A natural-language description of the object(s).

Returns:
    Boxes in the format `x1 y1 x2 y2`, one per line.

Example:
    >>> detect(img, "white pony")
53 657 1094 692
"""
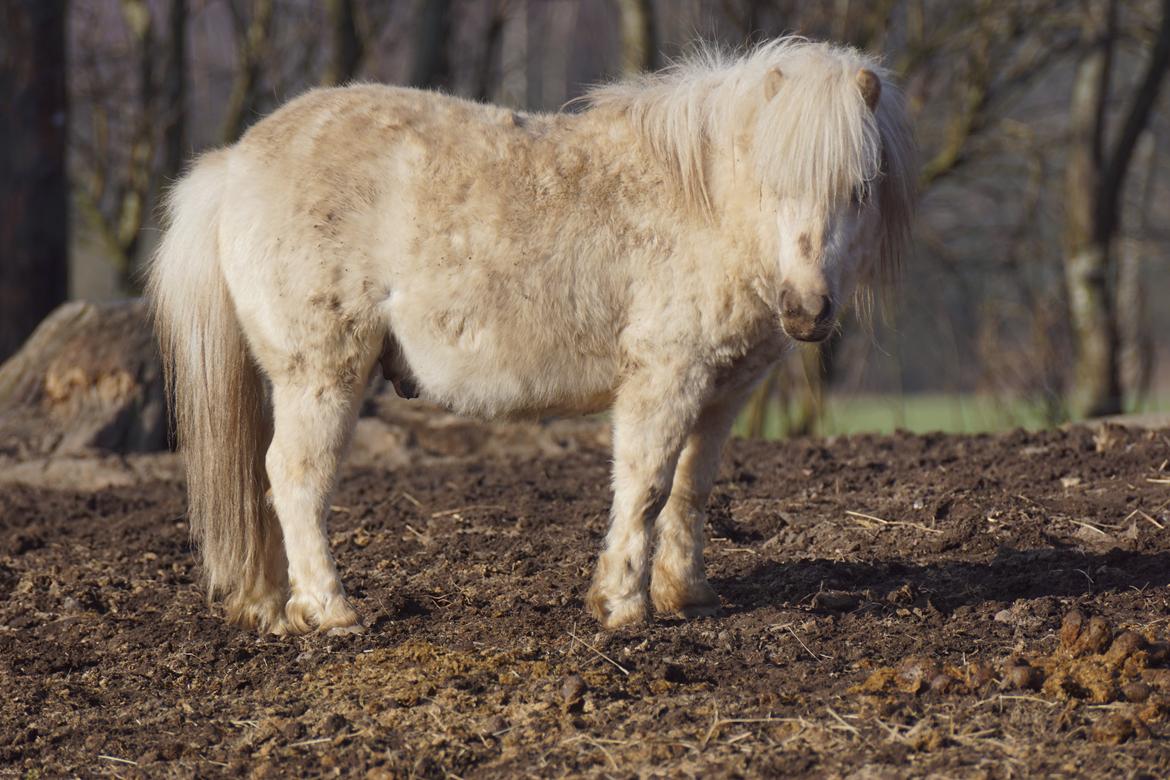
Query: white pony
148 38 915 635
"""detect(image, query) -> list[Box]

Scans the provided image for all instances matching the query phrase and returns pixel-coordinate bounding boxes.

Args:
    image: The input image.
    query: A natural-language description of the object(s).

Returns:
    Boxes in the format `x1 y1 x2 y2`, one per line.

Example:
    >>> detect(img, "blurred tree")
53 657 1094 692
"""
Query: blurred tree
222 0 274 143
477 0 510 102
411 0 452 90
74 0 187 293
162 0 187 184
617 0 657 75
322 0 364 86
1063 0 1170 418
0 0 69 362
74 0 159 292
1118 132 1157 406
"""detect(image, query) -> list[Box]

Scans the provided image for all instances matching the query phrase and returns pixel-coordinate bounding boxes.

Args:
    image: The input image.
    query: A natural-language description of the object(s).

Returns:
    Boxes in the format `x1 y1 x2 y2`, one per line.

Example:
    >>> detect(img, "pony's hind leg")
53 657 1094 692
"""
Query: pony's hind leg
266 362 368 635
227 412 290 633
223 522 289 632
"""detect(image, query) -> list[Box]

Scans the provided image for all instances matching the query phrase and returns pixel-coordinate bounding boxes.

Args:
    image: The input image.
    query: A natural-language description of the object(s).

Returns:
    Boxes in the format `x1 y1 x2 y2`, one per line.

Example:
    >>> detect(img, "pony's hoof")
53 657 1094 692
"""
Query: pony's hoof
267 617 292 637
284 592 362 635
585 585 649 630
673 601 723 619
652 579 721 619
326 622 366 637
226 589 289 635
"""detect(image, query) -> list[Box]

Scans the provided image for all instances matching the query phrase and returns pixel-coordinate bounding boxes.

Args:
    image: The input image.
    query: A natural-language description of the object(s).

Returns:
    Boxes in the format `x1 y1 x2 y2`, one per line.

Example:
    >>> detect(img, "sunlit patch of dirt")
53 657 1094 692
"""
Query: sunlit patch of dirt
854 608 1170 748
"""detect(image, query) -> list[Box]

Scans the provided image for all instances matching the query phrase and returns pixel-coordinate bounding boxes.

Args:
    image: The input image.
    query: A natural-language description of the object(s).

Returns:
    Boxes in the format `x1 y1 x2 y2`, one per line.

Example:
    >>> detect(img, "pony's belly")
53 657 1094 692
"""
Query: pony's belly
389 314 618 420
417 350 618 420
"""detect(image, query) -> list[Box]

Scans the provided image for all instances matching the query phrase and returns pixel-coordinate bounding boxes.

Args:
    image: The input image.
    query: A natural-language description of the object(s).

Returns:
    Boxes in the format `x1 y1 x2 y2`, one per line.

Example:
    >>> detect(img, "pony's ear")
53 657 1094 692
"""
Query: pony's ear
857 69 881 111
763 67 783 102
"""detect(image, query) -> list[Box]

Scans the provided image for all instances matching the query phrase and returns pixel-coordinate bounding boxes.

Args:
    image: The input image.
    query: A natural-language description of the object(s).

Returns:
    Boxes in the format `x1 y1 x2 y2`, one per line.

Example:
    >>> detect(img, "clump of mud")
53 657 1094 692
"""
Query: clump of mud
854 610 1170 744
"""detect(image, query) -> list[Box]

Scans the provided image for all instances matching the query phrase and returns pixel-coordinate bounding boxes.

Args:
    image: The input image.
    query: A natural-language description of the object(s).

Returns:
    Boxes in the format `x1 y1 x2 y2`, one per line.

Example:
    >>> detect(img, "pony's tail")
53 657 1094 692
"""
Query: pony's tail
146 151 282 623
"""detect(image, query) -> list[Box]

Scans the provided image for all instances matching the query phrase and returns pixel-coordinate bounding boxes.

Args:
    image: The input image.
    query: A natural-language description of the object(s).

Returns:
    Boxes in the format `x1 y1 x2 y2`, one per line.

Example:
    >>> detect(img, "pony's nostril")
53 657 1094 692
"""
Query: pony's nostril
814 296 832 324
780 288 800 318
780 289 831 325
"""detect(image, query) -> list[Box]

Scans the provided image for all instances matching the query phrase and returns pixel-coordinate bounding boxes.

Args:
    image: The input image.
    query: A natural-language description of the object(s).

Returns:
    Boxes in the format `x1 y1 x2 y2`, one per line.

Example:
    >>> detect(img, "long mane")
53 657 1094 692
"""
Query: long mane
581 38 916 284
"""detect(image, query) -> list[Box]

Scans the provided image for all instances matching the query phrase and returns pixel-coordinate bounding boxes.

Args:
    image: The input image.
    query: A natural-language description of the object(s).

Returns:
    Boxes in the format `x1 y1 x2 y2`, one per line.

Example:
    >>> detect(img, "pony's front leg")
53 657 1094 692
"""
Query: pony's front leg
266 380 364 635
651 384 756 618
586 364 709 629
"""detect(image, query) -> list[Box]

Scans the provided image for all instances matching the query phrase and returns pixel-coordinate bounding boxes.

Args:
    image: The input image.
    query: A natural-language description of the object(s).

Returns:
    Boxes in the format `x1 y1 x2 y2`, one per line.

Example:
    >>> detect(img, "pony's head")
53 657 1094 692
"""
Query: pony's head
584 39 915 343
749 45 915 342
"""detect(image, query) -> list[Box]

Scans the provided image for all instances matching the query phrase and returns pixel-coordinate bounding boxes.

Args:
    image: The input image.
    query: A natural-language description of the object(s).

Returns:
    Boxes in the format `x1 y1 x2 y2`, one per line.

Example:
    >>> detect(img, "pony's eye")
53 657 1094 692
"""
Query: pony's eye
850 186 867 206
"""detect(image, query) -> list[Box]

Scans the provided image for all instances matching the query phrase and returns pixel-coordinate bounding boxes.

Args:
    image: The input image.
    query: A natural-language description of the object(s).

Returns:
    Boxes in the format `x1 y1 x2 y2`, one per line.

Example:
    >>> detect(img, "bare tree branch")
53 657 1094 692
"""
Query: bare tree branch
321 0 364 86
616 0 657 75
476 0 509 102
221 0 273 143
162 0 187 183
1098 0 1170 241
410 0 452 90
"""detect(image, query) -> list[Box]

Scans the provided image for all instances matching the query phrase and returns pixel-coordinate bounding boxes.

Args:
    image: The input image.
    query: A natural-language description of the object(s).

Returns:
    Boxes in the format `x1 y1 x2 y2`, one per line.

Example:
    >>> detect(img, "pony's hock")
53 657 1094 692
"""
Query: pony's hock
147 38 915 635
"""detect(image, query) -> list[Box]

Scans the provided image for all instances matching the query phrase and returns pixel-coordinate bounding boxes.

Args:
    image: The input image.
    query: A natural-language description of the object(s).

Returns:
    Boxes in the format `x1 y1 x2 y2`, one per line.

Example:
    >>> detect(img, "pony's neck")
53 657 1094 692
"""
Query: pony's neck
561 106 783 317
564 104 775 237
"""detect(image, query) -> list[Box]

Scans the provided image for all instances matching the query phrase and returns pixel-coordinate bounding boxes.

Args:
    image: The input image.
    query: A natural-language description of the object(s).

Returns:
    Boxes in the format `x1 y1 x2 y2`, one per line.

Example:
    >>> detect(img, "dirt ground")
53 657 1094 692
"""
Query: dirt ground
3 419 1170 778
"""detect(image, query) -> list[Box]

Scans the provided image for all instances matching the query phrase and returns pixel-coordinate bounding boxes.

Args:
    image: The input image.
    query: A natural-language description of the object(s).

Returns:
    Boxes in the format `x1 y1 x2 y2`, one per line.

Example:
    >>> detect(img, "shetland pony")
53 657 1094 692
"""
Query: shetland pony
148 39 915 634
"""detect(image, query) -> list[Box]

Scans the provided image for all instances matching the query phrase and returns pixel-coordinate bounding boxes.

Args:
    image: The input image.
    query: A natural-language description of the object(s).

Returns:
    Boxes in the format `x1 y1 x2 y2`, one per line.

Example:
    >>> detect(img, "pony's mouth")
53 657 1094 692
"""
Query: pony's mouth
779 316 836 343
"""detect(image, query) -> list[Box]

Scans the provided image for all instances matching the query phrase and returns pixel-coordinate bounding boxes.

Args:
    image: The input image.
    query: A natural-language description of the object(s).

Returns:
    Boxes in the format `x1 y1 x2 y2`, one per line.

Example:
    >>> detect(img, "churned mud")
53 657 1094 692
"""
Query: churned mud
3 421 1170 777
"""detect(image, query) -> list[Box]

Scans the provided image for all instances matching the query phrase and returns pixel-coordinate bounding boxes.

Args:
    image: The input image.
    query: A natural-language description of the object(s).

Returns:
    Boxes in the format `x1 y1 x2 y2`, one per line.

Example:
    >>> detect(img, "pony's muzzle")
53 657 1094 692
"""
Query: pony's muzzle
779 287 834 342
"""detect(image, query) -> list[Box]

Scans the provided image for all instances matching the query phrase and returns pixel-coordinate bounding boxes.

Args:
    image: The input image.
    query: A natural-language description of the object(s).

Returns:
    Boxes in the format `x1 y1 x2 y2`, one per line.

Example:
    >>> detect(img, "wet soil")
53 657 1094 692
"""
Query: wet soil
3 423 1170 777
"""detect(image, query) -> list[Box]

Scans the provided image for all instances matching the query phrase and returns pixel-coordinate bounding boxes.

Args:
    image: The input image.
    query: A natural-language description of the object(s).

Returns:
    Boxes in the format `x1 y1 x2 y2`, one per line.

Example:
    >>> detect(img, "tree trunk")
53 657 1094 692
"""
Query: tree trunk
1117 132 1155 406
1063 0 1118 417
116 0 156 292
322 0 364 86
1062 0 1170 418
410 0 452 91
1063 245 1121 417
221 0 273 143
616 0 656 76
162 0 187 183
476 1 508 102
0 0 69 363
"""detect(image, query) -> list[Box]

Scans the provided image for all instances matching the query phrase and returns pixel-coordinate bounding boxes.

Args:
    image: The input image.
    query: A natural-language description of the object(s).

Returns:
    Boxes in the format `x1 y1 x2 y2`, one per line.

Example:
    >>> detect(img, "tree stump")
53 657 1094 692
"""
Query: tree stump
0 300 168 456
